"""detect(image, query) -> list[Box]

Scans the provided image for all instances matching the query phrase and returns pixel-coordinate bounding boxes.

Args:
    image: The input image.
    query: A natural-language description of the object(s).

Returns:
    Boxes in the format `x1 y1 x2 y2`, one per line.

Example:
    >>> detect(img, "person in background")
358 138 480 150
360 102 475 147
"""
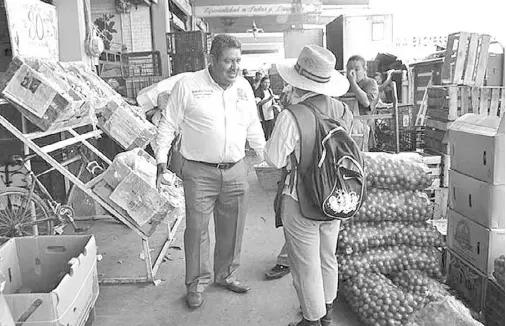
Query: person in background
374 70 394 108
254 76 277 140
346 55 379 150
265 44 352 326
252 71 264 91
154 34 266 310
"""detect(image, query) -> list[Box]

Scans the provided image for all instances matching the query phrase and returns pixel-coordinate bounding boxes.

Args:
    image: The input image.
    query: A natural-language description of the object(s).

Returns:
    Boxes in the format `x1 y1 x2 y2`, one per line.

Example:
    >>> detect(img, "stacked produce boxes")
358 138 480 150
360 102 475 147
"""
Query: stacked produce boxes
422 32 504 222
446 113 505 320
338 152 452 325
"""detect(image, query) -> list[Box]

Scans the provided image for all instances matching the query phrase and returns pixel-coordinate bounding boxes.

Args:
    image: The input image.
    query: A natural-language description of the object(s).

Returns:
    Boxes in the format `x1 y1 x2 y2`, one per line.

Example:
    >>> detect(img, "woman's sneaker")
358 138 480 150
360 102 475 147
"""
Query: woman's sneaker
265 264 290 280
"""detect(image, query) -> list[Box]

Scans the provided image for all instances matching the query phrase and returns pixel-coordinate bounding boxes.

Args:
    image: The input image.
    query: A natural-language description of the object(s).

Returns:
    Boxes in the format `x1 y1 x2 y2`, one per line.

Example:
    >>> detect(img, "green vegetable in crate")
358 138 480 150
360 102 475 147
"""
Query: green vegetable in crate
338 221 445 254
353 188 432 222
342 272 425 326
338 245 442 280
493 255 505 287
364 153 435 191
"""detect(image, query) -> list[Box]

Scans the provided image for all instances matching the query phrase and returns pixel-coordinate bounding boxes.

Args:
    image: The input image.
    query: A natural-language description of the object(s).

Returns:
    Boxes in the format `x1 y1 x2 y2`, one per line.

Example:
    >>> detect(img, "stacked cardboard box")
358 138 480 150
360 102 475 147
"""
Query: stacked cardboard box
91 148 184 232
0 56 120 131
446 113 505 314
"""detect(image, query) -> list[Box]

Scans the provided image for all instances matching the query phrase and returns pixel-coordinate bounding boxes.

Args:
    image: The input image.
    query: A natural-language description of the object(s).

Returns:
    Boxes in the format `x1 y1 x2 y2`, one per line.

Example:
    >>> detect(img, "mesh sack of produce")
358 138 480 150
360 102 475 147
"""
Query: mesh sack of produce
405 295 484 326
391 270 448 302
352 188 432 222
391 270 484 325
338 245 442 280
338 222 445 254
342 272 427 326
363 152 435 191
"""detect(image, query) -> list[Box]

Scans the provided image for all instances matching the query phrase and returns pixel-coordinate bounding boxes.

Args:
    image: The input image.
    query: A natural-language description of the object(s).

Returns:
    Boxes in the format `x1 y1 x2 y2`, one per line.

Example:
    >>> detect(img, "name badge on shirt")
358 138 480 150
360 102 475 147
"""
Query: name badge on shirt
237 88 248 102
193 89 213 100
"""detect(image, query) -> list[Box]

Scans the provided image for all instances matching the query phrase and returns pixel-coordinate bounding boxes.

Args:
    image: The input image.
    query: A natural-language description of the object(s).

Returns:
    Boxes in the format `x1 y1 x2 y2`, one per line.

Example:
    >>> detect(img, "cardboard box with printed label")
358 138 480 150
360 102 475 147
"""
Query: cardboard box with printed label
446 248 487 313
448 113 505 185
447 209 505 275
449 169 505 229
97 100 157 150
0 235 99 326
92 148 175 228
0 57 90 131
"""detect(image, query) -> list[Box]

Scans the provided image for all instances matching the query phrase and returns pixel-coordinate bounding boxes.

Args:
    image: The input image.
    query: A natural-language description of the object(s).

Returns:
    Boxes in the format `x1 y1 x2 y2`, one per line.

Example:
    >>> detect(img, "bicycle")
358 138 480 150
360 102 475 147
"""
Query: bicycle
0 145 105 241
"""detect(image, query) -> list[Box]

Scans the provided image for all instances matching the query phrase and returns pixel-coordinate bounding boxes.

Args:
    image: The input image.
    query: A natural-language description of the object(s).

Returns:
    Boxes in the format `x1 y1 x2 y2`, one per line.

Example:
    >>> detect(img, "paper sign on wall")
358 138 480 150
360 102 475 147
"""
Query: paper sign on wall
4 0 59 61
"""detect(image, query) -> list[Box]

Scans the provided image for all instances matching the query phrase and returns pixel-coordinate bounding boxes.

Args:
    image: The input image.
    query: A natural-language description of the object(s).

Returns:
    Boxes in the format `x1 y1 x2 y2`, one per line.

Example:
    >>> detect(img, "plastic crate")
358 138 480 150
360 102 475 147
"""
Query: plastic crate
167 31 211 55
123 51 162 77
485 278 505 326
171 52 207 75
372 104 423 152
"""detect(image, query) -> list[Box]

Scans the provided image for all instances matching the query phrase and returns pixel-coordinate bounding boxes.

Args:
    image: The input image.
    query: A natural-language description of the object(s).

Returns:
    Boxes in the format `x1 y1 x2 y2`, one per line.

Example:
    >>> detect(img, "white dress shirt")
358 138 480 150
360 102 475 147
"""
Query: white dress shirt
155 68 266 164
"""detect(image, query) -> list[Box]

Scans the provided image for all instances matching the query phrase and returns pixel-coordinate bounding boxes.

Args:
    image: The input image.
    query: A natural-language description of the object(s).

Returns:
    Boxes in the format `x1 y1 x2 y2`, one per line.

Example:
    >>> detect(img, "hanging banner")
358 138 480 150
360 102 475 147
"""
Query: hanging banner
194 2 322 17
4 0 59 61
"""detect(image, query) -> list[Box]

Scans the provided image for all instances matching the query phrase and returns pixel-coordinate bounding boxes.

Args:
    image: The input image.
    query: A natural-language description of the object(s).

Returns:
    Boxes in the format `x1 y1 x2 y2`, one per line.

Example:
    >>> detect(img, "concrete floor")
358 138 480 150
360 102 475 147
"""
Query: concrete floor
86 157 361 326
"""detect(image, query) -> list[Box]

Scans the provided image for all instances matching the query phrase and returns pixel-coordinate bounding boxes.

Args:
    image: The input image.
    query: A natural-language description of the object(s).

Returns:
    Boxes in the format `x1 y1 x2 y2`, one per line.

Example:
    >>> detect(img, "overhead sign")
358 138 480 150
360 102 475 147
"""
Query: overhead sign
194 2 322 17
4 0 59 61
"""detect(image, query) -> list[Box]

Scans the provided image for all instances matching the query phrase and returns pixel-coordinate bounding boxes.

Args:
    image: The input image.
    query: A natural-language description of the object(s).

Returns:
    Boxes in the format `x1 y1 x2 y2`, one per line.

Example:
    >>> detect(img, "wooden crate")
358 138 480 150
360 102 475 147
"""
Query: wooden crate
441 32 491 86
423 149 450 187
486 278 505 326
427 85 504 121
421 152 442 188
446 248 488 313
409 58 444 118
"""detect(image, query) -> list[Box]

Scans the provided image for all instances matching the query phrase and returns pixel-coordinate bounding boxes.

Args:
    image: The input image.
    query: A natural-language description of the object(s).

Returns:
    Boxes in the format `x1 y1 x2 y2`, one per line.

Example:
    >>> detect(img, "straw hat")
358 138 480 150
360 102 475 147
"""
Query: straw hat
276 45 349 97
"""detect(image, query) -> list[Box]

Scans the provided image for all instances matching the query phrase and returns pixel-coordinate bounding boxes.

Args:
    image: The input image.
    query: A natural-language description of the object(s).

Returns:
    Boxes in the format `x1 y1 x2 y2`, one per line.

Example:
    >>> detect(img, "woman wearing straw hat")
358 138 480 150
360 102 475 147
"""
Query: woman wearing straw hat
264 44 352 326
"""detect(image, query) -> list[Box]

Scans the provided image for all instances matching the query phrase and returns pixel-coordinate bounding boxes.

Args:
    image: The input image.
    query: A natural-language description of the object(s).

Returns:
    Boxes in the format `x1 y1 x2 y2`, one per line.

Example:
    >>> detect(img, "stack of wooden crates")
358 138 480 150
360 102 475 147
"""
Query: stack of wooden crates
444 114 505 324
421 32 504 220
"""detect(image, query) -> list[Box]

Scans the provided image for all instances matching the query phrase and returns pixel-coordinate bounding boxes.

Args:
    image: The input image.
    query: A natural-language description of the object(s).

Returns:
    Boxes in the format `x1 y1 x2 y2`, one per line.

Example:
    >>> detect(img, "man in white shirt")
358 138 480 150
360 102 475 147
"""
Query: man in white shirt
155 34 266 309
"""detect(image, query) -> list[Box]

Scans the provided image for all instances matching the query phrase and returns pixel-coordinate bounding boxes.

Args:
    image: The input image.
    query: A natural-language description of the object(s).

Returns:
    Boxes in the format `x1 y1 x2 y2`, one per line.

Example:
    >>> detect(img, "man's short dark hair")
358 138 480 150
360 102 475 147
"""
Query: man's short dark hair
210 34 241 59
347 55 366 68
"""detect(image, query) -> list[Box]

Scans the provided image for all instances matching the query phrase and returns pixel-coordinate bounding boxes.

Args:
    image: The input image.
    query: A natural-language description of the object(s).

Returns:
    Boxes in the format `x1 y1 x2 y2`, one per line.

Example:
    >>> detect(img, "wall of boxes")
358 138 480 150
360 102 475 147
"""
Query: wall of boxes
446 113 505 325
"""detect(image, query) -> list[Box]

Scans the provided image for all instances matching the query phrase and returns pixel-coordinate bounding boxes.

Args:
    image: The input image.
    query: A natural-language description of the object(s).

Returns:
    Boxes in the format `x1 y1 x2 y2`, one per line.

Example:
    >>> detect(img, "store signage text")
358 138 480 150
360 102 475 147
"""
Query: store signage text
194 3 322 17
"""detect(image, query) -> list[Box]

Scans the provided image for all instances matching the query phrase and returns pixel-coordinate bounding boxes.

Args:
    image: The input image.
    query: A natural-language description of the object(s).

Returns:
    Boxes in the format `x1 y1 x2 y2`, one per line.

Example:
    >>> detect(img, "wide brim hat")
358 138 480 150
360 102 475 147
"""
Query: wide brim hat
276 45 349 97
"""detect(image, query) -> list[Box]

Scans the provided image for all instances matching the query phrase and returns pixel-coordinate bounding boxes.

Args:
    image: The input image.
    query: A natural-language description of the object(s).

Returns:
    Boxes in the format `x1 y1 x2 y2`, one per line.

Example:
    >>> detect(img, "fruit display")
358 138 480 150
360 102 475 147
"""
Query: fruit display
363 153 435 191
338 221 445 254
493 255 505 287
338 245 442 280
342 272 426 326
353 188 432 222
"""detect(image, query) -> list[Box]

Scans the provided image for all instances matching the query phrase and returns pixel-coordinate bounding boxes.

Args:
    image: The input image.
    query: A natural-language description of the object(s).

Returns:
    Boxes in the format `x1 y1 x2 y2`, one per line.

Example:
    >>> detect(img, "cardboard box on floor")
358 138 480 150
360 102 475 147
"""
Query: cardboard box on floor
447 209 505 275
448 113 505 185
449 169 505 229
0 294 15 326
0 235 99 326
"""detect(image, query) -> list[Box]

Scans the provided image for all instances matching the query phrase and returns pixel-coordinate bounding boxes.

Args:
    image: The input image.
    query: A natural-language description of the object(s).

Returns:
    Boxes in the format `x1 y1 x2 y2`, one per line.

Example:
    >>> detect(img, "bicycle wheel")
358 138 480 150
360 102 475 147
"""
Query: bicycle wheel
0 187 54 238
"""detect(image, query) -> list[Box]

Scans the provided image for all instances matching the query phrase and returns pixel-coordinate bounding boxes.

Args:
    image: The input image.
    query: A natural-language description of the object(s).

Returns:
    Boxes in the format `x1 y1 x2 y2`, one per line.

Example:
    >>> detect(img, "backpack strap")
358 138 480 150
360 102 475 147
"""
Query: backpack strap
286 102 317 175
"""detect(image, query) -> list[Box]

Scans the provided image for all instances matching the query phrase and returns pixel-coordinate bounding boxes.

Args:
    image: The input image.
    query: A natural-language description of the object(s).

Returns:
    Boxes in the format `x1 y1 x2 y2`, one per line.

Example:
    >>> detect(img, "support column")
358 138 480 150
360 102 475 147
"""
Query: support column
52 0 93 67
151 0 171 77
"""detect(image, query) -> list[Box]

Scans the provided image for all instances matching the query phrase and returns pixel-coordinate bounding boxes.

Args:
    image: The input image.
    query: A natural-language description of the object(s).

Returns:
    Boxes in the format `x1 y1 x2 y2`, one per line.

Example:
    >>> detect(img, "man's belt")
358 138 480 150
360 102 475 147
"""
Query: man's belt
188 160 238 170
